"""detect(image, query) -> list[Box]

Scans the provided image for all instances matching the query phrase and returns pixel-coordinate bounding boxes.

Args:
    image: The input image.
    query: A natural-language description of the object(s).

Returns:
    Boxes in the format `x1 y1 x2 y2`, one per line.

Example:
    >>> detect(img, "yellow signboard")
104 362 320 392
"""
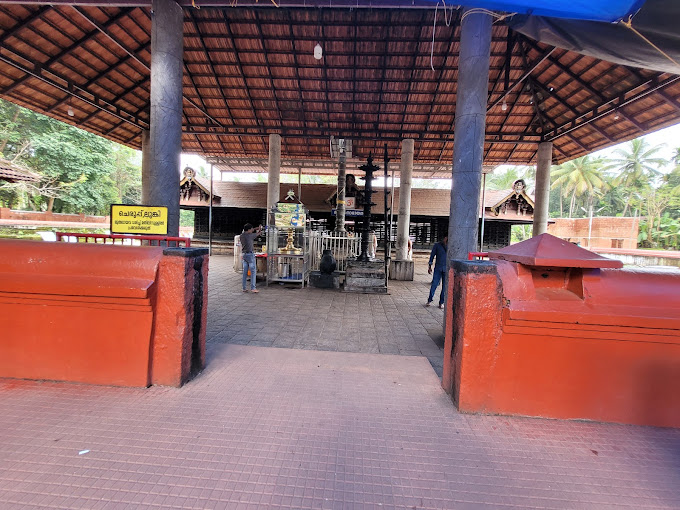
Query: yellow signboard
110 204 168 235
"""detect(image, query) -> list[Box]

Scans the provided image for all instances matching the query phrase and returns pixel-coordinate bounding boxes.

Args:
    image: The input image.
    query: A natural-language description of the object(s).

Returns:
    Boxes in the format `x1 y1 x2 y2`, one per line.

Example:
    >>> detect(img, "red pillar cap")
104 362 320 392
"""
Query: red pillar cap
488 233 623 268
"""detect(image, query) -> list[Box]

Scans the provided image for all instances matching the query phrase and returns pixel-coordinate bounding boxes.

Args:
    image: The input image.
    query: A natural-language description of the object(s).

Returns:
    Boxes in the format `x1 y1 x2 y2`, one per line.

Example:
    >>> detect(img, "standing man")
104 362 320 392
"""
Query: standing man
241 223 263 293
426 235 448 309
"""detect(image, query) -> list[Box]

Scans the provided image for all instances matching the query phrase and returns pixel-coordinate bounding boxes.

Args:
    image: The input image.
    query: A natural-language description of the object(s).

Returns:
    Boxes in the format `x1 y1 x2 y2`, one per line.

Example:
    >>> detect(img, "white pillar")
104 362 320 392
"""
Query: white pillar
267 134 281 224
533 141 552 236
396 139 414 260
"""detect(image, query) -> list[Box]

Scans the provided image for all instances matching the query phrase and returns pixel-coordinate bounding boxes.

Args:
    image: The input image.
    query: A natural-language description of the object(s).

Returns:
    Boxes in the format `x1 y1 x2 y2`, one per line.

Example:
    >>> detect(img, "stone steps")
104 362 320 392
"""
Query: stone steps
344 259 388 294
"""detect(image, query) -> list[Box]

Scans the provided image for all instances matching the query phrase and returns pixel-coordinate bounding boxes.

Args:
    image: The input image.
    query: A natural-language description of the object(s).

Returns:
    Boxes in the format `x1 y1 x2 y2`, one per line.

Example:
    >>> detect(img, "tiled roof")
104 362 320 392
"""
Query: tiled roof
0 161 40 183
181 180 535 223
3 6 680 167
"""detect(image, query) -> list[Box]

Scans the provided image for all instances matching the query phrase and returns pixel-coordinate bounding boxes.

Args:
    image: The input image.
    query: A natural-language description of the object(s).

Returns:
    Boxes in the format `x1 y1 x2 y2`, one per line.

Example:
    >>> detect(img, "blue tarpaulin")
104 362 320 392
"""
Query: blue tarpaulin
458 1 645 22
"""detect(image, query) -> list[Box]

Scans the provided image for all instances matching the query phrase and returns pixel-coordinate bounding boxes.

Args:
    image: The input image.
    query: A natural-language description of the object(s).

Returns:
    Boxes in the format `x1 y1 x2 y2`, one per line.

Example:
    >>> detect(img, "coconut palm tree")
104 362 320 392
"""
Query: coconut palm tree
604 138 667 215
550 156 607 218
486 166 533 191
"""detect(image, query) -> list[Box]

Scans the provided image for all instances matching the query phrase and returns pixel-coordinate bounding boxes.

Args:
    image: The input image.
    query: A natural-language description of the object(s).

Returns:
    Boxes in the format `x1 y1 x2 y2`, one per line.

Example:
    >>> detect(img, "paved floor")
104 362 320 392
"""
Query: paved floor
208 254 447 376
0 255 679 509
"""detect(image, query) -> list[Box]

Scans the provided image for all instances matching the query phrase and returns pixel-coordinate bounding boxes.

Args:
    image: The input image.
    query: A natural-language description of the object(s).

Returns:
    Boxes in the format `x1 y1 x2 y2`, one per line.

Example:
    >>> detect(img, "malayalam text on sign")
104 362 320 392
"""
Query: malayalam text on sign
111 204 168 235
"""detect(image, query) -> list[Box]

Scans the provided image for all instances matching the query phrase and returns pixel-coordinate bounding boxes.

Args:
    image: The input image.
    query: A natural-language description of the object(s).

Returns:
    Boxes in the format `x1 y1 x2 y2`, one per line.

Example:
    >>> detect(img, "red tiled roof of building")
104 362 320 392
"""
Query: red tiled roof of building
180 180 535 223
0 160 40 183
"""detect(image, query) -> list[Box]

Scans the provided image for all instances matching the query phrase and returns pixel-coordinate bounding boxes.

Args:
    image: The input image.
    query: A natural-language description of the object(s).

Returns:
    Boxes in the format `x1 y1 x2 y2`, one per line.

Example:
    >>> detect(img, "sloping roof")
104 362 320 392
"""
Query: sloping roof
181 179 533 222
0 160 40 183
489 233 623 267
0 5 679 173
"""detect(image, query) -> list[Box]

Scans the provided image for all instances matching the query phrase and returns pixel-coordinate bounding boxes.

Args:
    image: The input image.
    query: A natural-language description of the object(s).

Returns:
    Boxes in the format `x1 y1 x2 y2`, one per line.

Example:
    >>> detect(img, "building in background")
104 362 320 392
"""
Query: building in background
179 171 536 252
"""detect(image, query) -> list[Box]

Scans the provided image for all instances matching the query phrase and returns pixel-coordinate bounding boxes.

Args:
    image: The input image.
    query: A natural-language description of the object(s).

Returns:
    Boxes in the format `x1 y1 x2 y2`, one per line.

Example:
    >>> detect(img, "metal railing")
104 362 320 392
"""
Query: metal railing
55 232 191 247
467 252 489 260
308 231 376 273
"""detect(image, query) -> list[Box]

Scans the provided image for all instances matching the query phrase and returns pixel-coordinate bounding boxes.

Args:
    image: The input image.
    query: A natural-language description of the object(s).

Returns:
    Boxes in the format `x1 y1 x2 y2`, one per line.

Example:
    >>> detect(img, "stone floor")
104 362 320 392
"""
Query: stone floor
208 254 447 376
0 255 679 509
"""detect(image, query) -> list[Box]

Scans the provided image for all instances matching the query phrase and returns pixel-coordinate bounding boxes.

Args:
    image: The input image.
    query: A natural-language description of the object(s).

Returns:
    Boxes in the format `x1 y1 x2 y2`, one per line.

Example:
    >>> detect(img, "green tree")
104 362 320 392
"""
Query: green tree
550 156 607 218
486 166 534 191
29 121 116 214
110 145 142 204
597 176 628 217
0 98 126 215
638 187 673 248
604 139 666 216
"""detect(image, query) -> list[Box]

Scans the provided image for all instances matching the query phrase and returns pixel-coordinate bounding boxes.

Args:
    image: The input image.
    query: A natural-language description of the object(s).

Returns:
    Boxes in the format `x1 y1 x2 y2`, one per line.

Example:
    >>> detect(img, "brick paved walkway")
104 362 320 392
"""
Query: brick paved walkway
208 254 447 376
1 255 679 509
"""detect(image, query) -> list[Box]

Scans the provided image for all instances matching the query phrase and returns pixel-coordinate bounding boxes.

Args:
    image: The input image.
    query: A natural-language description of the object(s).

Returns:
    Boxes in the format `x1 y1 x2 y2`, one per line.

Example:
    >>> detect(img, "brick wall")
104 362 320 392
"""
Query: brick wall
0 208 108 224
548 217 639 249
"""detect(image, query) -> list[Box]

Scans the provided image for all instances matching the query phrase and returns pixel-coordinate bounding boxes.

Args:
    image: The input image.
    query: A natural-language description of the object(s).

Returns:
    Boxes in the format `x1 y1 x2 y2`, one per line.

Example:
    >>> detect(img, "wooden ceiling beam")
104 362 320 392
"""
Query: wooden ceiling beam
48 44 150 116
187 11 244 153
183 62 228 154
72 6 149 69
427 14 459 163
320 10 331 150
285 8 308 146
73 5 222 131
626 66 680 114
487 44 556 112
0 49 147 129
521 36 647 135
372 11 393 155
220 8 266 153
2 8 134 96
546 75 680 141
352 9 359 146
0 6 51 46
402 10 428 159
253 9 288 155
185 10 234 154
185 124 540 142
79 76 147 127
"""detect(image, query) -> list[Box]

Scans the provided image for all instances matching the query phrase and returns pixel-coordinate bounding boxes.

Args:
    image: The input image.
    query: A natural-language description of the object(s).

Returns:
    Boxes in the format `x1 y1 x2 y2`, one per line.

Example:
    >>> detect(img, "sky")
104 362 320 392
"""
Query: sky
179 122 680 186
590 123 680 167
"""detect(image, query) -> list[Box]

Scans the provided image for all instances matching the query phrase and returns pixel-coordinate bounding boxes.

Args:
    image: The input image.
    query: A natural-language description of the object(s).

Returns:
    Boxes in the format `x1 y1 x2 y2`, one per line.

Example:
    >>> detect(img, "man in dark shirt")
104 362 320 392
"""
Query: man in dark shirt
427 235 448 309
240 223 262 293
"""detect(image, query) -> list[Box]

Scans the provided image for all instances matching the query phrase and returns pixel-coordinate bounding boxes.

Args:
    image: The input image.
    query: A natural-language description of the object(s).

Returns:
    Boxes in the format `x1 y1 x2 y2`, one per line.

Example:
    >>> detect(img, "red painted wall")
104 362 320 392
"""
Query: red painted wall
443 259 680 428
0 207 108 224
0 240 208 388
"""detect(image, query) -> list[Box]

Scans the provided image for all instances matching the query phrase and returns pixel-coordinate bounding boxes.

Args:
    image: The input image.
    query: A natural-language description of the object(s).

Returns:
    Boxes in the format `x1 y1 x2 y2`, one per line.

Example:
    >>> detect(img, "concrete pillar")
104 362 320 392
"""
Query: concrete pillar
448 9 492 261
532 141 552 236
267 133 281 224
141 129 151 204
148 0 183 236
396 138 414 260
335 142 347 232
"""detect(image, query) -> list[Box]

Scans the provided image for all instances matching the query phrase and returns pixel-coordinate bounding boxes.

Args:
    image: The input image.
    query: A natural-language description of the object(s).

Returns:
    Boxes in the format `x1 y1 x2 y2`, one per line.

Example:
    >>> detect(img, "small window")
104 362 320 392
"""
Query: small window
611 239 624 248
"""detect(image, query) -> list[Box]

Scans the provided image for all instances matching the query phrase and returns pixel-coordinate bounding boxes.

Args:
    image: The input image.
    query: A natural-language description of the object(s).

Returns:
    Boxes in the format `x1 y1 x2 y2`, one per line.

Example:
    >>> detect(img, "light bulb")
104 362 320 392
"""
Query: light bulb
314 43 323 60
501 100 507 111
67 106 74 117
614 112 620 120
